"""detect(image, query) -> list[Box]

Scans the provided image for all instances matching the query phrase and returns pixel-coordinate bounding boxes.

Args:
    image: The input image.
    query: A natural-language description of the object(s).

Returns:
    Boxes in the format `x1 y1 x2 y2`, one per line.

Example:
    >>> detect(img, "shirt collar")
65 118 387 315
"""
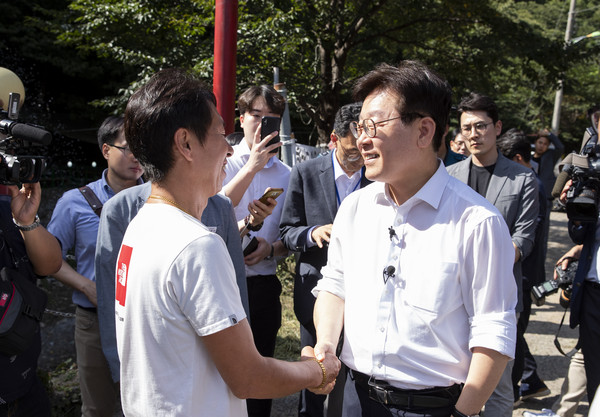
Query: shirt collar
373 160 448 210
236 138 278 169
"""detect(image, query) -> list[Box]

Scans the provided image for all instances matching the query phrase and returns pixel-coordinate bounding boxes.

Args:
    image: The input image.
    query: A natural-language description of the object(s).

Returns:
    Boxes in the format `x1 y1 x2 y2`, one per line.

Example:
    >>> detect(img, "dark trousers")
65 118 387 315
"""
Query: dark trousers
512 287 544 392
0 375 51 417
580 281 600 401
343 374 454 417
246 274 282 417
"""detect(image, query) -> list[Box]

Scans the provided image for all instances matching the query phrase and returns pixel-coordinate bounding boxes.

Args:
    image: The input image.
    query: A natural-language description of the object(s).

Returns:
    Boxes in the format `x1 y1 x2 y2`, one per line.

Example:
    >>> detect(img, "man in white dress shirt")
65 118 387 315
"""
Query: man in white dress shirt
312 61 518 417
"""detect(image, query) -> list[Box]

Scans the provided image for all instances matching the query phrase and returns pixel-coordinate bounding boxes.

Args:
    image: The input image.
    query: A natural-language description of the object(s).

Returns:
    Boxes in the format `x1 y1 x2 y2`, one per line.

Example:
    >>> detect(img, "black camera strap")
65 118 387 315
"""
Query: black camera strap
78 186 103 217
553 308 578 358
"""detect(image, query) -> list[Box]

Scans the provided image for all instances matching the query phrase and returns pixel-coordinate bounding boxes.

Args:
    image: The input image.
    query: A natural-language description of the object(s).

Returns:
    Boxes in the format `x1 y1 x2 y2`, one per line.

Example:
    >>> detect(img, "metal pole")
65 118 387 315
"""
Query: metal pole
274 82 295 166
213 0 238 135
551 0 576 134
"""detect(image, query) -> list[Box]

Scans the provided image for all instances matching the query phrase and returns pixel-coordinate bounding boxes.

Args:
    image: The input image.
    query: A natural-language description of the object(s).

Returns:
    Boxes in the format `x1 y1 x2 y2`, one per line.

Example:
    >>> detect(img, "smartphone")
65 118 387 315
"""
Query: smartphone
242 235 259 256
258 187 283 205
260 116 281 153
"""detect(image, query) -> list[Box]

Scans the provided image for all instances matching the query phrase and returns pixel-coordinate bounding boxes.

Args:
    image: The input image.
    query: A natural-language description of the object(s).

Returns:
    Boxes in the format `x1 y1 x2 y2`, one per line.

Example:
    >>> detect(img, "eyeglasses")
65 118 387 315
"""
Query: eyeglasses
460 121 493 137
108 143 132 155
349 113 425 138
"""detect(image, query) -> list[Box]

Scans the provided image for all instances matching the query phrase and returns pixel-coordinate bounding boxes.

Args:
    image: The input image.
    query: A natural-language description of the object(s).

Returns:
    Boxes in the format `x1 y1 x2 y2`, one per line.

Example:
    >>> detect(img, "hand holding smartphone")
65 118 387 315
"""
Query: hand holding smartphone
258 187 284 205
260 116 281 154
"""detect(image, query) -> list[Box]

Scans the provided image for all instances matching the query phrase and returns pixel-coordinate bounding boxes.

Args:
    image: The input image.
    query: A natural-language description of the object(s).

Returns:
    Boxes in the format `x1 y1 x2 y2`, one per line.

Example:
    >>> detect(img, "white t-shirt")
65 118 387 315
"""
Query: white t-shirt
115 203 247 416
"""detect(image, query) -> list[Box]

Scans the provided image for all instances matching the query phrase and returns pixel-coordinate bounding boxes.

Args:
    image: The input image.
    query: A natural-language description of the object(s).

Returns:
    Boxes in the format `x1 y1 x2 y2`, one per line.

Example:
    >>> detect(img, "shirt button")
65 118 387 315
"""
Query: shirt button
380 327 385 332
377 362 383 368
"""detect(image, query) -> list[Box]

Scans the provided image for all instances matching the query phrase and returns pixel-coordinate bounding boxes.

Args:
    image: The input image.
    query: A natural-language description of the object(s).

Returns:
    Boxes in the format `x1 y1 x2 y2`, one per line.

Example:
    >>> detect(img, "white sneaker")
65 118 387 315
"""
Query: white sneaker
522 409 560 417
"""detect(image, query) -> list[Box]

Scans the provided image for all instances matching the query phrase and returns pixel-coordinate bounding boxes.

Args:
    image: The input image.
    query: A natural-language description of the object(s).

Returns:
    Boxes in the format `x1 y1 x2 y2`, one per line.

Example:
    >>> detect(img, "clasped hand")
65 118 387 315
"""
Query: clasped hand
300 345 340 395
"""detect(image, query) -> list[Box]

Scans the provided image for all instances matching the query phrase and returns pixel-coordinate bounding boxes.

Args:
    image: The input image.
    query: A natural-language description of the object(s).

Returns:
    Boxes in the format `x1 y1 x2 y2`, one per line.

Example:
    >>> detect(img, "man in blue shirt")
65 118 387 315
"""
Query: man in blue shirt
47 116 144 417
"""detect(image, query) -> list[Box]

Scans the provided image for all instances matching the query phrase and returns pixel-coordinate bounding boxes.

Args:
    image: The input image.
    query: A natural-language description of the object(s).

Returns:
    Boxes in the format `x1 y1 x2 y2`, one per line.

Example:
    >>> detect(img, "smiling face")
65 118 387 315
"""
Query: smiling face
356 90 424 187
198 107 234 196
460 110 501 167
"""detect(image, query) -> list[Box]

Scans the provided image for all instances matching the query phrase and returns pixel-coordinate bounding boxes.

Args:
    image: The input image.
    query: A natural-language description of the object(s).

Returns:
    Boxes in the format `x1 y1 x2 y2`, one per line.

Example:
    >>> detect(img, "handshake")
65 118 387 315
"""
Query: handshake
300 343 341 395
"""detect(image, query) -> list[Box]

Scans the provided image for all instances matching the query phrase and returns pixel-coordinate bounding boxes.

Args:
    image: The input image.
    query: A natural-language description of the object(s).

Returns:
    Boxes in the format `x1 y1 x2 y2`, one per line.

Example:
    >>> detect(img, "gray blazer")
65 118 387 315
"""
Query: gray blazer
94 182 248 382
447 153 539 312
279 153 370 328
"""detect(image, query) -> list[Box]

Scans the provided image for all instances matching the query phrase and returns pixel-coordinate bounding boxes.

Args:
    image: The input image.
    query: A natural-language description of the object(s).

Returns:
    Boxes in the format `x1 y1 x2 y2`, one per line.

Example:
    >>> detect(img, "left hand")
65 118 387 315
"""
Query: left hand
9 182 41 225
247 198 276 226
244 237 271 266
301 345 340 395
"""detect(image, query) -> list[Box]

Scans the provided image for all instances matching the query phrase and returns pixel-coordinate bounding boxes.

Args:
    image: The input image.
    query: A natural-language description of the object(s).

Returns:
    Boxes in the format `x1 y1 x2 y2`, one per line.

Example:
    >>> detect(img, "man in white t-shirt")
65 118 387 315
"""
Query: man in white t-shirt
114 68 340 417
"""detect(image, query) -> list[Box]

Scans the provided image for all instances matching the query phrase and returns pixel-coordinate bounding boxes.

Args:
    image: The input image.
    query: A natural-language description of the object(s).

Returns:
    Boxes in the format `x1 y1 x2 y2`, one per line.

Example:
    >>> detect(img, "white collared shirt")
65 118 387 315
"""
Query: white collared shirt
223 139 291 276
314 163 517 390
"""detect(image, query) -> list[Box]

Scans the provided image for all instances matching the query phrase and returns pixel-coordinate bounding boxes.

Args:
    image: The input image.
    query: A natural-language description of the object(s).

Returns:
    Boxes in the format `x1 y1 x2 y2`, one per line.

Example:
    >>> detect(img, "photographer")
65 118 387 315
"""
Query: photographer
0 181 62 416
554 117 600 403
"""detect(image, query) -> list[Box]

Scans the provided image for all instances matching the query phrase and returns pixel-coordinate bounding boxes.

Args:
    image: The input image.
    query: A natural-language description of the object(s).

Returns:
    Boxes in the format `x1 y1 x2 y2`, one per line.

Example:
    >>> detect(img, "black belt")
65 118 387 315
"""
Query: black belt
585 280 600 290
77 305 97 313
350 369 461 410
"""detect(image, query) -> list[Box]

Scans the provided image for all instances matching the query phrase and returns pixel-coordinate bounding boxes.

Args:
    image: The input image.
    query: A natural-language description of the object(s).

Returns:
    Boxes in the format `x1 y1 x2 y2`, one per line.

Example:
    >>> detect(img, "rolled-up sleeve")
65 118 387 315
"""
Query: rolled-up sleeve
462 214 518 358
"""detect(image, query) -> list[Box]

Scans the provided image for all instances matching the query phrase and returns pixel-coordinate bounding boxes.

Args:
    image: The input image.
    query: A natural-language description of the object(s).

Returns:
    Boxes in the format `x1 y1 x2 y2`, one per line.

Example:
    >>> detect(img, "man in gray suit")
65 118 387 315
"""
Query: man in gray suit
94 182 249 386
280 102 370 417
447 92 539 417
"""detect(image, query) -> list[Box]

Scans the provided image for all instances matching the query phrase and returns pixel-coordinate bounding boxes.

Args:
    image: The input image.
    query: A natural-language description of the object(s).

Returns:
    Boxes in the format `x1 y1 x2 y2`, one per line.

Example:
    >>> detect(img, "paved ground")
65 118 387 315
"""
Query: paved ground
272 210 590 417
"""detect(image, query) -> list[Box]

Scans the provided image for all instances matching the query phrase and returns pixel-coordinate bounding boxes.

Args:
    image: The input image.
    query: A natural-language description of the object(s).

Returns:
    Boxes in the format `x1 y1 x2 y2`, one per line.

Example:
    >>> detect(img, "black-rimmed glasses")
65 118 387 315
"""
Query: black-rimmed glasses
108 143 132 155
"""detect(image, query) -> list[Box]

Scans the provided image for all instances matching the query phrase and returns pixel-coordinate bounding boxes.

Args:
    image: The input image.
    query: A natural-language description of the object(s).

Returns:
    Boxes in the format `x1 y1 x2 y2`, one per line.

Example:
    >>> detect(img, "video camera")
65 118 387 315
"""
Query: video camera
531 260 577 307
552 126 600 223
0 68 52 185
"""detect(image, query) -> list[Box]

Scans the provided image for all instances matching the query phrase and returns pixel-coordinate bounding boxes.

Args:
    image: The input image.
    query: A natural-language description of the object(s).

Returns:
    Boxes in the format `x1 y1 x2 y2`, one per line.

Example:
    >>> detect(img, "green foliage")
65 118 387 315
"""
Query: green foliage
5 0 600 148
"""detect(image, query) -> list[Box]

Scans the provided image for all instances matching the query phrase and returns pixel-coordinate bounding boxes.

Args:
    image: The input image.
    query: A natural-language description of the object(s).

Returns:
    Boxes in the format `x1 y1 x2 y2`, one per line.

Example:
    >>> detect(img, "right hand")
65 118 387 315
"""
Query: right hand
82 280 98 307
311 224 332 248
559 179 573 205
246 124 282 174
554 245 582 280
301 345 340 395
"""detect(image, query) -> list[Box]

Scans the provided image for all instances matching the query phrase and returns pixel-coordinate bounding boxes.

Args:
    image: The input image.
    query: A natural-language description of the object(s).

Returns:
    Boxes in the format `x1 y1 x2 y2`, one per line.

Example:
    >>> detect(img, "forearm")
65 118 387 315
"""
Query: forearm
21 227 62 276
52 260 96 305
223 165 257 207
205 319 327 399
272 240 288 258
314 291 345 352
454 347 509 415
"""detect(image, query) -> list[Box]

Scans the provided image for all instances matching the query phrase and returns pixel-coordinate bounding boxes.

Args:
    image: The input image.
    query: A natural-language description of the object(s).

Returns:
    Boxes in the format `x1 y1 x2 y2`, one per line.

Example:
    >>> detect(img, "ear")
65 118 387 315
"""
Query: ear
102 143 110 161
173 128 194 162
494 120 503 137
512 154 523 163
416 117 436 149
330 132 338 143
239 113 245 128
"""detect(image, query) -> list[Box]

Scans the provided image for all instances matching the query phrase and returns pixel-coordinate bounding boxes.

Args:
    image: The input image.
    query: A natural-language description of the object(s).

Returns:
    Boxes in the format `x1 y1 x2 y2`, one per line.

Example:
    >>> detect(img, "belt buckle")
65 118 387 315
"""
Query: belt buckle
368 376 389 405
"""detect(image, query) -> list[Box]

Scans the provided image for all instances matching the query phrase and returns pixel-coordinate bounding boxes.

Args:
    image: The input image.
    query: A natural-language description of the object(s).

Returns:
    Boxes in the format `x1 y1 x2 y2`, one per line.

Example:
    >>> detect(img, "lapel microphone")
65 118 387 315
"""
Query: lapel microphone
383 265 396 284
388 226 397 241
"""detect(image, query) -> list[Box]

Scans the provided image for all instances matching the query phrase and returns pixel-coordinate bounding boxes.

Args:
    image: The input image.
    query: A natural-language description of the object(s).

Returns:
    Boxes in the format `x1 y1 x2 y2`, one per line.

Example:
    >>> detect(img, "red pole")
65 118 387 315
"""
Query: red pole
213 0 238 135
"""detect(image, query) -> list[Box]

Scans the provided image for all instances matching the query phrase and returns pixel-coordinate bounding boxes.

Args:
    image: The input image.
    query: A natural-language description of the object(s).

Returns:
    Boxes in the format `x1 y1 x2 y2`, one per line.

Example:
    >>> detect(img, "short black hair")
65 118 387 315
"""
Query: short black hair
458 92 499 124
97 115 124 150
333 102 362 138
497 128 531 162
238 85 285 117
124 68 216 183
352 61 452 152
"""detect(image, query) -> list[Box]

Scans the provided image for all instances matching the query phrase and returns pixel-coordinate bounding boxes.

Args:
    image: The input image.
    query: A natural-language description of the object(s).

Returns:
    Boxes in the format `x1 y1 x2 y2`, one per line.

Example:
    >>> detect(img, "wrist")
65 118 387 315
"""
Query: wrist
310 358 327 389
264 243 274 260
244 215 263 232
13 215 41 231
452 407 480 417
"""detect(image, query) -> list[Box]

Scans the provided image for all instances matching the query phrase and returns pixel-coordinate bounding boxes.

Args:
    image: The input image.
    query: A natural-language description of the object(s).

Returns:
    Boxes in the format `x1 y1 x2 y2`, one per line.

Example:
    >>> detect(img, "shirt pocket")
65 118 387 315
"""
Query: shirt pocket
403 261 460 314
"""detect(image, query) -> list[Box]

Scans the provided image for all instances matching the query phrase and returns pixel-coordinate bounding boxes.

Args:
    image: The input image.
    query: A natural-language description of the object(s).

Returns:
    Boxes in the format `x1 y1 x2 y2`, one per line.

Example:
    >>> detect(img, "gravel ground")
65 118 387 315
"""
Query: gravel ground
39 210 589 417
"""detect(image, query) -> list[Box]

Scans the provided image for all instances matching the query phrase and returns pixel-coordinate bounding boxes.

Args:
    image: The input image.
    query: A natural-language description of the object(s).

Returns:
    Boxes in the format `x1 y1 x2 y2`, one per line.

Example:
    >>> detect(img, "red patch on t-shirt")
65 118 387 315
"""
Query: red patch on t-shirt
116 245 133 307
